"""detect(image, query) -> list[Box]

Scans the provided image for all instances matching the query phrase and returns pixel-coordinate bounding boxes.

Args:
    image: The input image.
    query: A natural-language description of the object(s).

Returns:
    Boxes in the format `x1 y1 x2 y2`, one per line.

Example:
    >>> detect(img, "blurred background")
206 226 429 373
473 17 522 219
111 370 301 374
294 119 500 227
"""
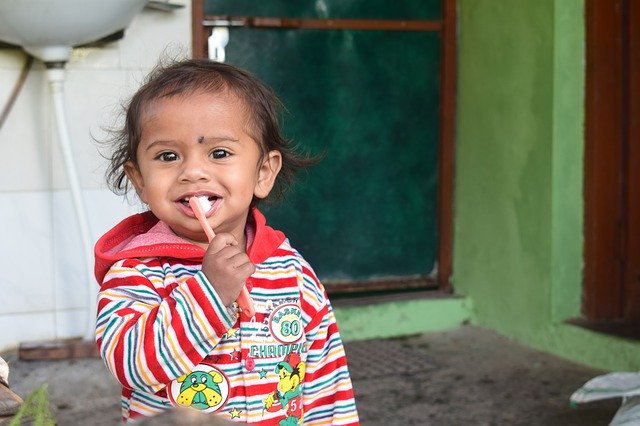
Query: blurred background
0 0 639 379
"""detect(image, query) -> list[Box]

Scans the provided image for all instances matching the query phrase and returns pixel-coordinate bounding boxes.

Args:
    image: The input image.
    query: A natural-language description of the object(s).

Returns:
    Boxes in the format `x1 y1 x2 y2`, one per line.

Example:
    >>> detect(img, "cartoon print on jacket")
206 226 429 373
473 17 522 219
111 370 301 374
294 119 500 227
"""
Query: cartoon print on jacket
169 365 229 413
264 352 305 425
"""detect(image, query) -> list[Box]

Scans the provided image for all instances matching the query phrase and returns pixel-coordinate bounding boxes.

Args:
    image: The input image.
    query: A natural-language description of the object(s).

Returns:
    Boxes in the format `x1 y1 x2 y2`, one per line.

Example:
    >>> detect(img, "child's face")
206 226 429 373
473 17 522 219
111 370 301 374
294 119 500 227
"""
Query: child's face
124 90 282 247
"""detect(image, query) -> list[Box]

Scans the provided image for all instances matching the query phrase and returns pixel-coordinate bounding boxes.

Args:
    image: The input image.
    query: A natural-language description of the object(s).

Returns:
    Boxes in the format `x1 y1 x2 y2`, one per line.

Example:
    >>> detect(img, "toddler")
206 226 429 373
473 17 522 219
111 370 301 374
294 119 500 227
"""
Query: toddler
94 59 359 425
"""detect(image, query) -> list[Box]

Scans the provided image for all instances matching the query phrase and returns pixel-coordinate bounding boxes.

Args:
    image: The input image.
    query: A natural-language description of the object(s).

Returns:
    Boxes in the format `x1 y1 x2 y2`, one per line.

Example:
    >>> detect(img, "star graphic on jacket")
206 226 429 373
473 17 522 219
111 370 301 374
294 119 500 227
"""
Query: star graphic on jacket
226 327 238 339
259 369 268 379
229 407 241 419
230 349 241 360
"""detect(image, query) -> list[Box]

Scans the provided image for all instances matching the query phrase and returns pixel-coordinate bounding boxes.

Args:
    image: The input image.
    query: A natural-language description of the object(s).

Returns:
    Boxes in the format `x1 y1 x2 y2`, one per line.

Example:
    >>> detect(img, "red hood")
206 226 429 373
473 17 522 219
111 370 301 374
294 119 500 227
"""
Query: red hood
93 208 286 285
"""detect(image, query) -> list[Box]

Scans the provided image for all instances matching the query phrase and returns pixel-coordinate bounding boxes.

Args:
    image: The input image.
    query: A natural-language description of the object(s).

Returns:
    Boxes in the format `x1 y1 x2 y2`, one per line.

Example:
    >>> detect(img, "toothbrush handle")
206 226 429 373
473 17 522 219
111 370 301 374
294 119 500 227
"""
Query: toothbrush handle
199 218 216 242
237 287 255 317
189 197 216 241
189 197 255 317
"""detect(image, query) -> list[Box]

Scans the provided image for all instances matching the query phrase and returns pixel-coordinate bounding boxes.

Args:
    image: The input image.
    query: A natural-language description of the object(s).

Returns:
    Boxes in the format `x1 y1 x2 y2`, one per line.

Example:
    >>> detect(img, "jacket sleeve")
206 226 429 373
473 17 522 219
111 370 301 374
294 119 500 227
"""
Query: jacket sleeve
299 266 360 425
95 258 236 394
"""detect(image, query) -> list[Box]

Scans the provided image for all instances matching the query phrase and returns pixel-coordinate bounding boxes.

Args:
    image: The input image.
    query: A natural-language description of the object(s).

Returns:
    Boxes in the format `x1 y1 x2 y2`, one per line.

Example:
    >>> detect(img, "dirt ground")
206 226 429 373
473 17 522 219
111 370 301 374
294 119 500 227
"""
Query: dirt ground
0 326 620 425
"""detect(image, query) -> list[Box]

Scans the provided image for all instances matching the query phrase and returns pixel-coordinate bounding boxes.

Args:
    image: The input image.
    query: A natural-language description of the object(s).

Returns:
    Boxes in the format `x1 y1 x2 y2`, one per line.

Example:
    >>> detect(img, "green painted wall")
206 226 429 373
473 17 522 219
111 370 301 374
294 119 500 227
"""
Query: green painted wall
335 297 471 341
550 0 585 323
455 0 556 332
453 0 640 371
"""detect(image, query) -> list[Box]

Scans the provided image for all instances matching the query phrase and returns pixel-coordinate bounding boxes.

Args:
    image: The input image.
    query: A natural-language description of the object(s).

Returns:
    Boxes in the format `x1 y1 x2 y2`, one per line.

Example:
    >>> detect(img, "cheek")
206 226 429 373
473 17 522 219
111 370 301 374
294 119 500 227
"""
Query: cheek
137 171 171 203
225 168 260 194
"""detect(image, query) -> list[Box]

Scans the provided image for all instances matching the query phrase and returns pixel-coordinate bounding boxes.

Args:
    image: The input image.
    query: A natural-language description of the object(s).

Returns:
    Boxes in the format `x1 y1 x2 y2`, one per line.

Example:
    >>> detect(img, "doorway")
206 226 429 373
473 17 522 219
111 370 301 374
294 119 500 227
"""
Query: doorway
583 0 640 335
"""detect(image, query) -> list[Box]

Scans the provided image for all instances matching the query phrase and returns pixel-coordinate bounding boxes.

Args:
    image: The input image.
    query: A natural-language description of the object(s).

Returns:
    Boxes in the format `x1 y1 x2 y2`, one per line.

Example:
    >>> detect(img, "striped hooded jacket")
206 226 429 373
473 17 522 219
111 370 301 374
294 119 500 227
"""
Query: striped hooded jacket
94 208 359 424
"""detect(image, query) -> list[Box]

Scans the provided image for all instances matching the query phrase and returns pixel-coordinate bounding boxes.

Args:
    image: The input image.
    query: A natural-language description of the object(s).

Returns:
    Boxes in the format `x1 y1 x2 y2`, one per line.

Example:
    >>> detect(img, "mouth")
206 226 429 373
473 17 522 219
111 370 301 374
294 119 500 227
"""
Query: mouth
179 195 218 206
177 193 220 216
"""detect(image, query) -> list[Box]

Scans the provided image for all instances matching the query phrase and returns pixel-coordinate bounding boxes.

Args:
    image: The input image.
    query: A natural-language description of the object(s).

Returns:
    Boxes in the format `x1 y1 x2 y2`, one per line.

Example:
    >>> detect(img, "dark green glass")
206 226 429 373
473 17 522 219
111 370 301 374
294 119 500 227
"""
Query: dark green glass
204 0 443 282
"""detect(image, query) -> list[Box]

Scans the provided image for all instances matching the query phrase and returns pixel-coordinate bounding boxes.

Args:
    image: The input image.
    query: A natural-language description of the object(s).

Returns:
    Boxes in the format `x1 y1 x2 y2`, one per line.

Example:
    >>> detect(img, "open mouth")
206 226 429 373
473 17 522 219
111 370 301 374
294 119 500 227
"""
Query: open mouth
178 195 221 216
180 195 218 206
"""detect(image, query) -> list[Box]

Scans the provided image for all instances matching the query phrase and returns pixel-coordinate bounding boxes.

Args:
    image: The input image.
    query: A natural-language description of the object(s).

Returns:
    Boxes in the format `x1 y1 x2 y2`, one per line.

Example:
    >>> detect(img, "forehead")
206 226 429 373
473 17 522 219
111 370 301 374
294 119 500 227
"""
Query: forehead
144 89 242 116
143 89 259 137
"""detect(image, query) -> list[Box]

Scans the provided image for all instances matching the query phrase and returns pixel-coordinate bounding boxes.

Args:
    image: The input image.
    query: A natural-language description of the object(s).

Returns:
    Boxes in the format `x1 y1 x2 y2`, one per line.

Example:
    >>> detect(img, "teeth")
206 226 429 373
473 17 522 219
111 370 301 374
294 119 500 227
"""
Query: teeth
181 195 217 205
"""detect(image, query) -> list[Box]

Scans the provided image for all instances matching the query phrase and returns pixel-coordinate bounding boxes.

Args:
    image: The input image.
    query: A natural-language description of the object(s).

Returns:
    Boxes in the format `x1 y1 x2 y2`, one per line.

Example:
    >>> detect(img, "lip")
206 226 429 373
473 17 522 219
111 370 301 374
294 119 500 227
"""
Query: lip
176 191 221 217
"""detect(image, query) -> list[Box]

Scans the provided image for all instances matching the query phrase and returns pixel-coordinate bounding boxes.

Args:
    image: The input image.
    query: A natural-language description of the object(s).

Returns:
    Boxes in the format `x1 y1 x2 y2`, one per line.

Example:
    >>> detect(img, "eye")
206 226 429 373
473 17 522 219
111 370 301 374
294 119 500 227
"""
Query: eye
155 151 178 162
201 376 207 384
190 376 197 384
211 149 230 159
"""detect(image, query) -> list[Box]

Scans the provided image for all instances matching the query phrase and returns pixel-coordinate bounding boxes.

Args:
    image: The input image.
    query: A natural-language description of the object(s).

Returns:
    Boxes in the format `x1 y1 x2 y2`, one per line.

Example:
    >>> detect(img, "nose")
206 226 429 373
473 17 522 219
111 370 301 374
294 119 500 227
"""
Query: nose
178 154 211 183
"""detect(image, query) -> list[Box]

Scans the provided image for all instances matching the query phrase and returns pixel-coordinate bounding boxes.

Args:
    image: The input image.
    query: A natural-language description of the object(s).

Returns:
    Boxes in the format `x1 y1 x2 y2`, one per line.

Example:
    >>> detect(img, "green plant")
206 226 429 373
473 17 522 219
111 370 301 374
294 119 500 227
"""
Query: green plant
9 384 55 426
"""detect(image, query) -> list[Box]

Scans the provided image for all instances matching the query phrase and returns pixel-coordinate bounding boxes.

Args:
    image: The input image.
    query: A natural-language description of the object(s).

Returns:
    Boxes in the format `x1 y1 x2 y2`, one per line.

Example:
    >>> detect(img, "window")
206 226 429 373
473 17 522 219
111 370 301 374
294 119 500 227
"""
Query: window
192 0 456 296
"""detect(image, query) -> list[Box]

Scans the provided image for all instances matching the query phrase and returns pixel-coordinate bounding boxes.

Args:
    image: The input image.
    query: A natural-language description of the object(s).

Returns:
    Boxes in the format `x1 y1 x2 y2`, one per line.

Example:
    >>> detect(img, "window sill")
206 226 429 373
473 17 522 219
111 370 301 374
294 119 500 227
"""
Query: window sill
331 288 459 308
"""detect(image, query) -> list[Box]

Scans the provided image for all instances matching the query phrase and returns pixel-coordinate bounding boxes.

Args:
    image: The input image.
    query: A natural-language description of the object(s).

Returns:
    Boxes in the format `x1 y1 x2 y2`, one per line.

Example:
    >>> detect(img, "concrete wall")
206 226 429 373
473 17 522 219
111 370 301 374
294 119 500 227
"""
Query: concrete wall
454 0 640 371
456 0 557 333
0 4 191 350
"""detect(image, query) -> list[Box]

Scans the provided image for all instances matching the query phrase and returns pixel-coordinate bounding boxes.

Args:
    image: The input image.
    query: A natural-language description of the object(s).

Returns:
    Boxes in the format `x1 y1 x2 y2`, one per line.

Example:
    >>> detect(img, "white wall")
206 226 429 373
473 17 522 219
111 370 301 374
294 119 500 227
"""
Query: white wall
0 3 192 351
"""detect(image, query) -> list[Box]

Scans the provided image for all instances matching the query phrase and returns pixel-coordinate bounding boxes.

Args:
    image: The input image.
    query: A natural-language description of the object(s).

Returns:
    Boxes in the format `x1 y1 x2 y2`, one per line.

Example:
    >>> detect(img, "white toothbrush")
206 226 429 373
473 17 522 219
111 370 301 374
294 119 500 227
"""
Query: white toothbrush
189 196 255 318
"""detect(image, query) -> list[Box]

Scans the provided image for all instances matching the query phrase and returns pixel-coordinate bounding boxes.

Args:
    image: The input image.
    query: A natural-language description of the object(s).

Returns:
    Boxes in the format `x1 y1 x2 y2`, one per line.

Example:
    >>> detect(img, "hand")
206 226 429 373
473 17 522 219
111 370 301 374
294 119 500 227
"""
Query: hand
264 392 276 409
201 233 255 307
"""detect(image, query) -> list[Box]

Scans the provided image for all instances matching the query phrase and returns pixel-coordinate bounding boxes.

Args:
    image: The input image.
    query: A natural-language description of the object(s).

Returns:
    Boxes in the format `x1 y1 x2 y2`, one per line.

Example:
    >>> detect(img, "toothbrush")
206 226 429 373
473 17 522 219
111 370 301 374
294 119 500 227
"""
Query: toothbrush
189 196 216 242
189 196 255 318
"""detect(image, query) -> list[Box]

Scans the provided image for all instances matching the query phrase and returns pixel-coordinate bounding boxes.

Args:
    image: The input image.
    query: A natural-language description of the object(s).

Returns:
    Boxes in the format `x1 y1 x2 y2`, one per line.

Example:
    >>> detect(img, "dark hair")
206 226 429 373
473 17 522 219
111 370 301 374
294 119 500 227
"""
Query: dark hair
104 58 316 204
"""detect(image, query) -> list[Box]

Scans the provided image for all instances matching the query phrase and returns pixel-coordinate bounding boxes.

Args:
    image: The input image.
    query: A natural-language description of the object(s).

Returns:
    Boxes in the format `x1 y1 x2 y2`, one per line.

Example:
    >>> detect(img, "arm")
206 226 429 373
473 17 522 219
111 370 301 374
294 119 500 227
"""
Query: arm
300 269 360 425
95 258 236 394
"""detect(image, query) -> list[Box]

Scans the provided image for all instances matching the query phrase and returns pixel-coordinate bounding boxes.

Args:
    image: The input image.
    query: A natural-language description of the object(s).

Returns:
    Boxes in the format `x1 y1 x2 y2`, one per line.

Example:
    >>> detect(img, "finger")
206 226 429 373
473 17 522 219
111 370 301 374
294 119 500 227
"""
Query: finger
228 252 254 270
207 233 238 254
234 262 256 278
216 245 247 261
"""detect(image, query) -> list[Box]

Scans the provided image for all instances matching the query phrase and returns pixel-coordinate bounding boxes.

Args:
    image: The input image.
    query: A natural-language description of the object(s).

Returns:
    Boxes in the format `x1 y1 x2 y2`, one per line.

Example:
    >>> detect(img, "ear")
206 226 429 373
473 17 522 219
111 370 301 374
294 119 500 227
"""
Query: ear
209 371 223 384
290 374 300 391
124 161 147 203
254 150 282 199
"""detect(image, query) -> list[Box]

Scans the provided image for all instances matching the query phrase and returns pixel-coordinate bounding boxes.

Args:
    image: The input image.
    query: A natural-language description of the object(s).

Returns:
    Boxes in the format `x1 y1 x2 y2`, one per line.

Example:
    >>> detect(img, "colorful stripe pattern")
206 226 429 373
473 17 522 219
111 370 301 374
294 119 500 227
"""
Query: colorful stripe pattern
96 239 359 424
